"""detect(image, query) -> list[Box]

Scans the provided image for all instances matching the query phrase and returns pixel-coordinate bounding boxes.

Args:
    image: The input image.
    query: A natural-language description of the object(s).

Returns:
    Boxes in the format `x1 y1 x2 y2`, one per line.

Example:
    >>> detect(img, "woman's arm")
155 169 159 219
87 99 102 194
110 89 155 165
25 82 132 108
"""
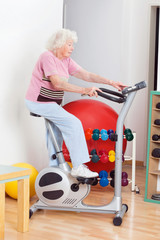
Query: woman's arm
73 68 127 91
49 75 102 97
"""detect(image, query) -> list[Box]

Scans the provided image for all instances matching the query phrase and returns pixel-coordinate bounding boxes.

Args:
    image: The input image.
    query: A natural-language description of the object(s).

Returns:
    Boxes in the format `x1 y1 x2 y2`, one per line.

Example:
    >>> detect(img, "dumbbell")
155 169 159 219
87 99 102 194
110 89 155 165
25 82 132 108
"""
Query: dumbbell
124 128 134 141
108 129 118 142
90 149 100 163
85 128 92 140
108 129 114 139
156 102 160 109
99 170 109 187
92 129 100 140
99 149 108 163
100 129 108 141
152 148 160 158
152 134 160 141
154 119 160 125
108 150 115 162
122 171 128 187
109 133 118 141
110 170 115 188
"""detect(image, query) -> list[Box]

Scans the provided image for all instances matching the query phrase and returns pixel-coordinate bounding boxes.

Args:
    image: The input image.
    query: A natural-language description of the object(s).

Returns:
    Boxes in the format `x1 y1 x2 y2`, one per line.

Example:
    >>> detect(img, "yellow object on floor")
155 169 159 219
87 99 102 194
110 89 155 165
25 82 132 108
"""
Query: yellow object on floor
5 163 38 199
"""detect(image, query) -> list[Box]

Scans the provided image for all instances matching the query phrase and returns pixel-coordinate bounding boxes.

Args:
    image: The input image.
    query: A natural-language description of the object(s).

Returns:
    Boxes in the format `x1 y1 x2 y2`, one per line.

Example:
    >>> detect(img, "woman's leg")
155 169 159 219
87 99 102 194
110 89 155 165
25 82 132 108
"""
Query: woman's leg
45 121 63 166
25 100 90 168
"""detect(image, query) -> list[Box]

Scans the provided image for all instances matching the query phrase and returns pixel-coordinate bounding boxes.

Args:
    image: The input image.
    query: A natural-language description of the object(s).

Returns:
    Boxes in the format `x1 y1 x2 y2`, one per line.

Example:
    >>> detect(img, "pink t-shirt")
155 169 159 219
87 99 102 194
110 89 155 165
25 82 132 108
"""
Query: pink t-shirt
25 51 81 104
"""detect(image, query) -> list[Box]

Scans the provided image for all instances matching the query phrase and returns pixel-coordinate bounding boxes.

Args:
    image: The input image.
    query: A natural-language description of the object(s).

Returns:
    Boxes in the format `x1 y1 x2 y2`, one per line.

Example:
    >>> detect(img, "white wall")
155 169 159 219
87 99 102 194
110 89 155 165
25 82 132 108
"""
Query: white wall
63 0 156 163
0 0 63 171
122 0 150 162
64 0 127 110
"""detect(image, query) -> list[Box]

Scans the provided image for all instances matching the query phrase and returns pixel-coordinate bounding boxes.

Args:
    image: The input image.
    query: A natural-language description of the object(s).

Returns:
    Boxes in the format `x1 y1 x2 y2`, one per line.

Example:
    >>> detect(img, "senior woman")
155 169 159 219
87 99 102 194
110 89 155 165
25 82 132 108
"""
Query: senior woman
25 28 126 179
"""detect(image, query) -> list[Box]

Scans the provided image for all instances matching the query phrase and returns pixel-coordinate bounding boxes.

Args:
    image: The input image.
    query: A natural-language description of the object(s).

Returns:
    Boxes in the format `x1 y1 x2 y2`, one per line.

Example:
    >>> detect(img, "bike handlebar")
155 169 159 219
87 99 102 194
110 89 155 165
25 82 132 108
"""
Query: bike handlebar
97 81 147 103
122 81 147 94
98 89 126 103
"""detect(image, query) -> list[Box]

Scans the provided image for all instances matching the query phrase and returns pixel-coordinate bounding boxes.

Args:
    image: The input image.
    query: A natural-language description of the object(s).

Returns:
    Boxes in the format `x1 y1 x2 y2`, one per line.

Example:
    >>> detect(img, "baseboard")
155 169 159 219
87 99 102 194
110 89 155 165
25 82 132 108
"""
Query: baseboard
123 160 144 166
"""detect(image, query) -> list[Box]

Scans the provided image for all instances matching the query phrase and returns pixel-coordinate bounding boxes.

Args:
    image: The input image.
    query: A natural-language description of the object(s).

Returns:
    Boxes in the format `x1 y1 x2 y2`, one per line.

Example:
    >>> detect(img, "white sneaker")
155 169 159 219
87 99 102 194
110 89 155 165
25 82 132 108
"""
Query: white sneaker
71 164 98 178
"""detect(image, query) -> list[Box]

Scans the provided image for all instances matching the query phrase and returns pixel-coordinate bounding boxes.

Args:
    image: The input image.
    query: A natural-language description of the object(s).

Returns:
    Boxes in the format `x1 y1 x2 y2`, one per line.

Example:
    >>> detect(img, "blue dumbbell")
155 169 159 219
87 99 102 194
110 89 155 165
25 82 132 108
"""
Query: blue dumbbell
99 170 109 187
108 129 114 139
100 129 108 141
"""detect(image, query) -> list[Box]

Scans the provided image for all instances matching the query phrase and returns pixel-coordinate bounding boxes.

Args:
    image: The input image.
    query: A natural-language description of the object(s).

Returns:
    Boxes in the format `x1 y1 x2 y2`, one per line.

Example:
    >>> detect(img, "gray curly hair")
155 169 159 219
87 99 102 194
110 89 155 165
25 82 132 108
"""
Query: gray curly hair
46 28 78 51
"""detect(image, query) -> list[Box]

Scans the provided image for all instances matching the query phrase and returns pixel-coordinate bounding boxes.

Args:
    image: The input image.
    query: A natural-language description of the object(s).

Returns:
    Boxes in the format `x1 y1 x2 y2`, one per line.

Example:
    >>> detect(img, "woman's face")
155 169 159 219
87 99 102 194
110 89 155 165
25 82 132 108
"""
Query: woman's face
60 39 74 58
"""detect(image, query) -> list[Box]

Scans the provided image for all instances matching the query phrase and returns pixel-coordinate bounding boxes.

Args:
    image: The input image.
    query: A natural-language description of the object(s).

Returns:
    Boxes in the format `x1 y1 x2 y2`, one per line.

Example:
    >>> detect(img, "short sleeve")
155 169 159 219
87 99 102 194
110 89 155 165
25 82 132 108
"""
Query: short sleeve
68 58 82 76
41 53 58 78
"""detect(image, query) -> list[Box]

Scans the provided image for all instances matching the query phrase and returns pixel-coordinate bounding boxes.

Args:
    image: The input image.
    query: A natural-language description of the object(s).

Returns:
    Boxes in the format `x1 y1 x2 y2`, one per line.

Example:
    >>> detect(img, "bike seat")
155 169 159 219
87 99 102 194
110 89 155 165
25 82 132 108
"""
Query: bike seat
30 112 41 117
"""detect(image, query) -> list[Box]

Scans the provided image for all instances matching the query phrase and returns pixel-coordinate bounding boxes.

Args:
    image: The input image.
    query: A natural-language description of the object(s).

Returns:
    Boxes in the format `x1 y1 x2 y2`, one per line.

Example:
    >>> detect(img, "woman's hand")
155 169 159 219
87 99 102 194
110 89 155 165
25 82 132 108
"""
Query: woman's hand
83 87 102 97
110 81 127 91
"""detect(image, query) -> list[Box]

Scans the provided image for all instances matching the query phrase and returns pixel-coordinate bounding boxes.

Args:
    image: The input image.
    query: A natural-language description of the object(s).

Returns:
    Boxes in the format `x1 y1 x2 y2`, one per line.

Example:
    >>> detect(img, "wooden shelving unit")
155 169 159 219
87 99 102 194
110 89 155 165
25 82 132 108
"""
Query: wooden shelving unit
145 91 160 204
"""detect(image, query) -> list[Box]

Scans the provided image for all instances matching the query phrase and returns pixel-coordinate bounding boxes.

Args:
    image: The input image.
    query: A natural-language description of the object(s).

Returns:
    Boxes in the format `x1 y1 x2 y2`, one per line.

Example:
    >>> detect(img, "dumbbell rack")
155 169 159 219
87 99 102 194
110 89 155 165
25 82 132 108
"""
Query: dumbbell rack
123 132 140 193
89 131 138 192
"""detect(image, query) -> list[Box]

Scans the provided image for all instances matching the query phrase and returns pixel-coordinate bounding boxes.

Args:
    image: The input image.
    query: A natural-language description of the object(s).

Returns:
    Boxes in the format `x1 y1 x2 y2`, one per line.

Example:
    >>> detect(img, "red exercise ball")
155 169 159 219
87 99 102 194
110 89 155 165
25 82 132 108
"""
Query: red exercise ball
63 99 127 173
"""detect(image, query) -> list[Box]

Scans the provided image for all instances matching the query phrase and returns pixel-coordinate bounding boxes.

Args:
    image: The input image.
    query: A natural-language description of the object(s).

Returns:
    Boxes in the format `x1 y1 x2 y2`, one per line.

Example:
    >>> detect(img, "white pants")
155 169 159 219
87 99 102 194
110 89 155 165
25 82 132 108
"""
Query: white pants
25 100 90 168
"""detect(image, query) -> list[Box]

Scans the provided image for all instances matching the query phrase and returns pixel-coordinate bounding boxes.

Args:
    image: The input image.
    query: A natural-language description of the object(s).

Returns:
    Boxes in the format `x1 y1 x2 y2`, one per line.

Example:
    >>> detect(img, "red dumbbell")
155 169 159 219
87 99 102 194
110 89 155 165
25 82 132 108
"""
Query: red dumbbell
99 149 109 163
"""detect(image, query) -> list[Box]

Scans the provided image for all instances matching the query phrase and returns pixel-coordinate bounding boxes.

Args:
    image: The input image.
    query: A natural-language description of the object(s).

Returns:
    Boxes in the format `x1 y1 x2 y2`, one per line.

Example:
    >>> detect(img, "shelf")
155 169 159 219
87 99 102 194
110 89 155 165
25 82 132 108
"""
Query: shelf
145 91 160 204
153 108 160 111
149 170 160 175
151 140 160 143
152 124 160 127
150 156 160 160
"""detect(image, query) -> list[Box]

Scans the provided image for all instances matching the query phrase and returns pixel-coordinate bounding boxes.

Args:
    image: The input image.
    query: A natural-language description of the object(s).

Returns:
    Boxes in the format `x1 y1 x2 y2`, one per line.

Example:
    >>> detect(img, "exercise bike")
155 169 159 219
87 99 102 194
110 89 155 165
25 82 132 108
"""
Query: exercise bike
29 81 146 226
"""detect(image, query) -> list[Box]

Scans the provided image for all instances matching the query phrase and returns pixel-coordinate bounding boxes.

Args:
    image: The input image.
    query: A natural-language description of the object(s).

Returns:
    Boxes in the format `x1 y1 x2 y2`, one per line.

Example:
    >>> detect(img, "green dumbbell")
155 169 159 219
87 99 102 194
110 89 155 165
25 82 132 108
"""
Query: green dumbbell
124 128 134 141
90 149 100 163
92 129 100 140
